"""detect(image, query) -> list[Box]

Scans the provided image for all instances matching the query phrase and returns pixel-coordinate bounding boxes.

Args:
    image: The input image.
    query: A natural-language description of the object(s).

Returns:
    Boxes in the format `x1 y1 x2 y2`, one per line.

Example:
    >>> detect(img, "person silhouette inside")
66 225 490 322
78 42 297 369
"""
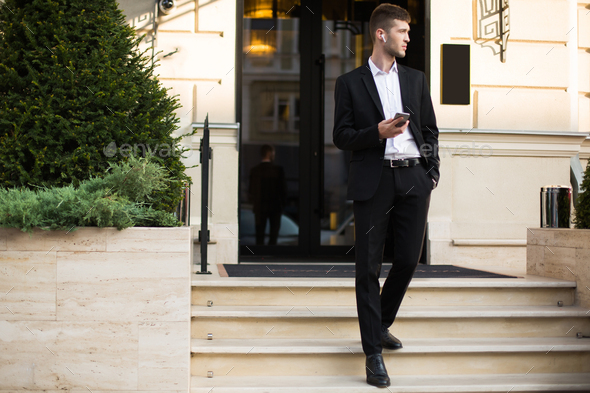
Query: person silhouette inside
249 144 287 245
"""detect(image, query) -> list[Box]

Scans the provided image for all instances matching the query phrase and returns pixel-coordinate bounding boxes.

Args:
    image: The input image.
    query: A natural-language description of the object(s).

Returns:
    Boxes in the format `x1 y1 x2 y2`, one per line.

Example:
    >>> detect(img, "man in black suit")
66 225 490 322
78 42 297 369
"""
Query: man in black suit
249 144 287 245
333 4 440 388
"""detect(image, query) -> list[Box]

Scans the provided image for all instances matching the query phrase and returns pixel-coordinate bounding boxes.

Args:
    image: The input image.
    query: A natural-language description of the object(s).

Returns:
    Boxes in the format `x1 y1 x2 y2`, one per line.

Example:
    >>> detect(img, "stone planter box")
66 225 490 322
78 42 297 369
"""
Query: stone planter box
0 227 192 391
527 228 590 308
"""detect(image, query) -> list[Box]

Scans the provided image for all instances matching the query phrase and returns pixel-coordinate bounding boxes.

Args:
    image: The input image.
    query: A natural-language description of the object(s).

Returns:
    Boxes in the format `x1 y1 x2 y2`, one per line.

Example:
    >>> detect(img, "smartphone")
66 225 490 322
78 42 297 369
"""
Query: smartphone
392 112 410 127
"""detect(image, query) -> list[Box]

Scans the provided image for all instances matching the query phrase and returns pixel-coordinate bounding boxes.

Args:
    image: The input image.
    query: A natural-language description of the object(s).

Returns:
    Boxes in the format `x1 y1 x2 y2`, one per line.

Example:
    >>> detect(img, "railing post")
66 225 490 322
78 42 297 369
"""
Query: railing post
175 184 190 226
197 114 212 275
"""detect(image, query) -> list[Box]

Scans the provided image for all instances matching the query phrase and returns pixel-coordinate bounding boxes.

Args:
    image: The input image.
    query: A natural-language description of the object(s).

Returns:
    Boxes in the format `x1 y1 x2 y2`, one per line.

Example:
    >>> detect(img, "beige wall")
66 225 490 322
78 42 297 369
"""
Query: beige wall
0 227 192 391
579 3 590 132
430 0 590 132
428 130 586 268
426 0 590 268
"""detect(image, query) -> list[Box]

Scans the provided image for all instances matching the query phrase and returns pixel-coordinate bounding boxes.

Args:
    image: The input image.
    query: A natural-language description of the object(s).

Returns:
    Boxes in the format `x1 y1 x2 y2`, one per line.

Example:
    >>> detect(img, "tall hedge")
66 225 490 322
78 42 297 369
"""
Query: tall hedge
0 0 191 212
574 160 590 229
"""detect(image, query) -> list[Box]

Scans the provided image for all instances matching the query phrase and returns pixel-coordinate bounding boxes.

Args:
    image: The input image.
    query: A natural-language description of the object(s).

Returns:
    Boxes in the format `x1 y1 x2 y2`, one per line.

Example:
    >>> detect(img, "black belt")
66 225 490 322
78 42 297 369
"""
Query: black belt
383 158 421 168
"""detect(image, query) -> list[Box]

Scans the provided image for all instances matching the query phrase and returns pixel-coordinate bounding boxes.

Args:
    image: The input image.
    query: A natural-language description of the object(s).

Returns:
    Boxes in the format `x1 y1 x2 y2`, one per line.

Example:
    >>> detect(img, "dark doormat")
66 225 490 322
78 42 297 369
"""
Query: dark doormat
220 264 518 279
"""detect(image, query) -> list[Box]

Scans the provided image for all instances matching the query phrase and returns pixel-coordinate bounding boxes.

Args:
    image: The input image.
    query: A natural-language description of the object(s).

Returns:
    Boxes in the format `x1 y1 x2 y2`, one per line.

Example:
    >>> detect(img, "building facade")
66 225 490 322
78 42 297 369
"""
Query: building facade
119 0 590 270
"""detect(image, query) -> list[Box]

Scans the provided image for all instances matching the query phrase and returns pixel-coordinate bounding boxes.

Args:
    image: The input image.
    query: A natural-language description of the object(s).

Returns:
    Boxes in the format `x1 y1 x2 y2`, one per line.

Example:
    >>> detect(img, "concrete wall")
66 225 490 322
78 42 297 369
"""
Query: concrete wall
0 227 192 391
527 228 590 308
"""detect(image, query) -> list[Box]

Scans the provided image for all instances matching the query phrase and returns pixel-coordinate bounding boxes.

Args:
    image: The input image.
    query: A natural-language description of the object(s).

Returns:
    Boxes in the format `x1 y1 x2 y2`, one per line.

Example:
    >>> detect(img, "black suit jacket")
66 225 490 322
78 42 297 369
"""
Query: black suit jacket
333 62 440 201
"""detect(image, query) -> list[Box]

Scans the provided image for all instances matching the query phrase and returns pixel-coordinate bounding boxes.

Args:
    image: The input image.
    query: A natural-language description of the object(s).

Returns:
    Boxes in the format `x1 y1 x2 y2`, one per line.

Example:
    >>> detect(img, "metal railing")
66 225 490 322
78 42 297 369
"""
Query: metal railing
189 119 240 274
197 115 212 275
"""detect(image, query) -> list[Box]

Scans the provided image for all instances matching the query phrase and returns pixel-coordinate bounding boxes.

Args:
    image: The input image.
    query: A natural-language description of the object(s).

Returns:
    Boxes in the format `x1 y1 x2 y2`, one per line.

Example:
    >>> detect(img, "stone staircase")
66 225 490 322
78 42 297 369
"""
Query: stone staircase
189 269 590 392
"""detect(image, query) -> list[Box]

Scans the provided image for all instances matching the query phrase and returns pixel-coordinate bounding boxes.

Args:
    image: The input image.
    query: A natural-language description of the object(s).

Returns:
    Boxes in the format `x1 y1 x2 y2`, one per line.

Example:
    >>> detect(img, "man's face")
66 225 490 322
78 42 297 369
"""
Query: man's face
382 20 410 59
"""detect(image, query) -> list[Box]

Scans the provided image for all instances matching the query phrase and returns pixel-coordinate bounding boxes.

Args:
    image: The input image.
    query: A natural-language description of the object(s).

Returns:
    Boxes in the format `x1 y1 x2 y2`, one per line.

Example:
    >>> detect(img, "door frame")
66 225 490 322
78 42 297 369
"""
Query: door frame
237 0 429 261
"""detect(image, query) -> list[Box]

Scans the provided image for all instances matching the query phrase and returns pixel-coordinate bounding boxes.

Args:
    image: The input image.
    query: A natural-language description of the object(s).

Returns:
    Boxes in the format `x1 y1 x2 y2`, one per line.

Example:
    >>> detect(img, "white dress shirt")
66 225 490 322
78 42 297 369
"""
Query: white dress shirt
368 56 420 160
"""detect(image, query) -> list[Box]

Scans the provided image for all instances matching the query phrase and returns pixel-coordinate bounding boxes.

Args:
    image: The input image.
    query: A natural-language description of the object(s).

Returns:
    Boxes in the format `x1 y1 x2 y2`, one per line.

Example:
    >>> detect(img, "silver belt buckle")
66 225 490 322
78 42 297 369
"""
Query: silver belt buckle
391 159 408 168
390 160 396 168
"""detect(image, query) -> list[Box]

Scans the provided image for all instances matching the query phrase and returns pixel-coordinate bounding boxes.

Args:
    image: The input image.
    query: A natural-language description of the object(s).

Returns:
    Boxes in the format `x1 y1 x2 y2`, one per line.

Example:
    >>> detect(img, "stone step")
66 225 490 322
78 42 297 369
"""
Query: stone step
190 337 590 377
190 373 590 392
191 305 590 339
191 276 576 307
193 285 574 307
192 337 590 354
191 277 577 288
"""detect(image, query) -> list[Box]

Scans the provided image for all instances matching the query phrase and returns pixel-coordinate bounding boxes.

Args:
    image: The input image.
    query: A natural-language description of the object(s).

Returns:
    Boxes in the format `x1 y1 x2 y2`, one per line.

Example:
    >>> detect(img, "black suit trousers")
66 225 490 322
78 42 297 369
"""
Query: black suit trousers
353 163 432 355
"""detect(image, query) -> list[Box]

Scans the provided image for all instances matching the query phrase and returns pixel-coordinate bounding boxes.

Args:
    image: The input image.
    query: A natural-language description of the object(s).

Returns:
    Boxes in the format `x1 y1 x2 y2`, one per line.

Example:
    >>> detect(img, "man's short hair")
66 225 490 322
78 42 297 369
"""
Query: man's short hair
369 4 411 43
260 144 275 158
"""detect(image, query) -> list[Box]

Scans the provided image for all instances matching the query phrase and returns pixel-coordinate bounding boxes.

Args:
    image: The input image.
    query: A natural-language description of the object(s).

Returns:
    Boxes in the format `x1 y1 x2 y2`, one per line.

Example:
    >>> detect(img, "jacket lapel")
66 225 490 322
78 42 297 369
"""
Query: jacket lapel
397 64 423 144
360 64 385 120
397 65 410 116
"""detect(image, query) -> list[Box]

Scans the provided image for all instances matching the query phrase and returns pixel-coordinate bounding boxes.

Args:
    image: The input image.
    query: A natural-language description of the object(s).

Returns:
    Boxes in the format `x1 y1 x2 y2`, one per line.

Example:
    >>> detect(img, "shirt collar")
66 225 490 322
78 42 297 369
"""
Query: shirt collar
368 56 398 76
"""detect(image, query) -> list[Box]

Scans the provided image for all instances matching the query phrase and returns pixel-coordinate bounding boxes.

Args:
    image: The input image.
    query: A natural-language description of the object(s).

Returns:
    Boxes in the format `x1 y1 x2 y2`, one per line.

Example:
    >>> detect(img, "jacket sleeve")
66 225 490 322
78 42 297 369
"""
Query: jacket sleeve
419 72 440 183
332 76 382 151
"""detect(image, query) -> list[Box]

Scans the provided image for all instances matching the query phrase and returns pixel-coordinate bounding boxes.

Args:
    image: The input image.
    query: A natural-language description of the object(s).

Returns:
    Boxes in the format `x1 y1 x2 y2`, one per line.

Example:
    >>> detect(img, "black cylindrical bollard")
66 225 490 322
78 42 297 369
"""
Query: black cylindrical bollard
540 186 571 228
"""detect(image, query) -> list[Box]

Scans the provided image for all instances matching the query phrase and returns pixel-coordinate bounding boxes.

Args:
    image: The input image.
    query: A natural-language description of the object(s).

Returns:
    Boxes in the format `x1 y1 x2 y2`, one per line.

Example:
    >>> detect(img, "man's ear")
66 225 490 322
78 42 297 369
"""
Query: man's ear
375 28 384 43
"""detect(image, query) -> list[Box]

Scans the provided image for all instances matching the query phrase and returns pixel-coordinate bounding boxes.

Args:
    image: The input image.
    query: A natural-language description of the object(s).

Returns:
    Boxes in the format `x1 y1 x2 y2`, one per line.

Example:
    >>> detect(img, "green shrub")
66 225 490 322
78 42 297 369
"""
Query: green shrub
0 0 193 212
574 160 590 229
0 155 182 233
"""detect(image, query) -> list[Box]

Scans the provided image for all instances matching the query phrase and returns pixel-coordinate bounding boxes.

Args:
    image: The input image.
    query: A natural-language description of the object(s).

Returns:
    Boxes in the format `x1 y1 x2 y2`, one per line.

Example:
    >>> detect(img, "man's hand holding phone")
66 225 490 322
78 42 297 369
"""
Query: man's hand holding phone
378 112 410 139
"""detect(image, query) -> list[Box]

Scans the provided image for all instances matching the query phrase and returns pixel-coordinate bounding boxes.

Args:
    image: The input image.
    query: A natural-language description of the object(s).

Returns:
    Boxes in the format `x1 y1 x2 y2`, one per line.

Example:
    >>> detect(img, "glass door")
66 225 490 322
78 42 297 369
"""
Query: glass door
310 1 376 256
239 0 376 259
239 0 426 260
240 1 303 257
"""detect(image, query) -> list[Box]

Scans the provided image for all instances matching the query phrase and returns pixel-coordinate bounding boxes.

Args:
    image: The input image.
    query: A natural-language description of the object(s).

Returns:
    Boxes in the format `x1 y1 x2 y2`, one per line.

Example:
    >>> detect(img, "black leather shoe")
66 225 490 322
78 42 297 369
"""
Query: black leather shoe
381 326 403 350
365 354 390 388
